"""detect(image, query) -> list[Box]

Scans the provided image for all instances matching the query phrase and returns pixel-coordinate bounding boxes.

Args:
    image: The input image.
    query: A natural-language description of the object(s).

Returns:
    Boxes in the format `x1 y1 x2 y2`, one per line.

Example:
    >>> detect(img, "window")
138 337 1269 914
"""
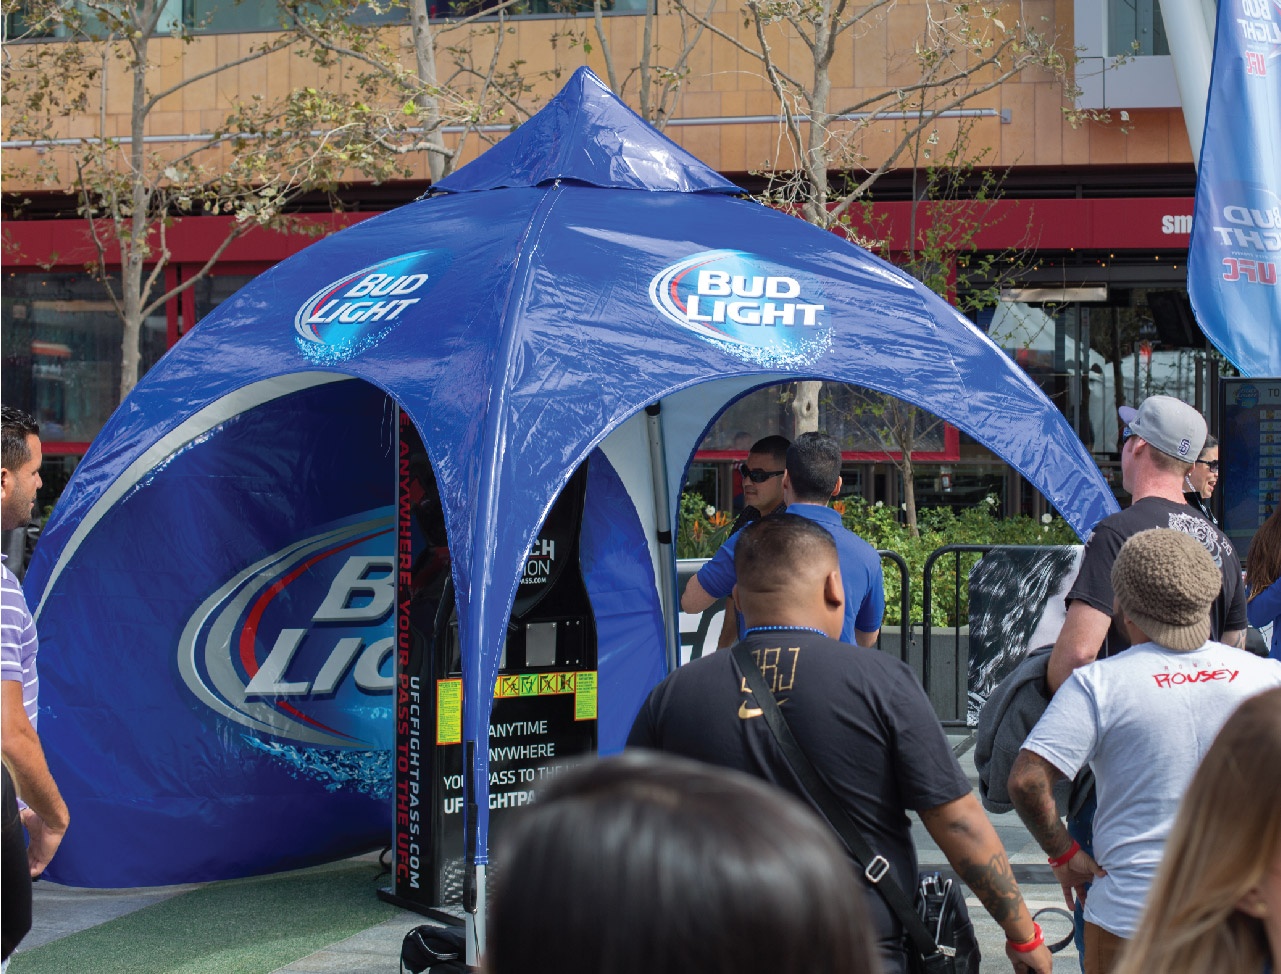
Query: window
1108 0 1169 57
192 273 258 326
5 0 645 40
1074 0 1180 108
1 271 167 445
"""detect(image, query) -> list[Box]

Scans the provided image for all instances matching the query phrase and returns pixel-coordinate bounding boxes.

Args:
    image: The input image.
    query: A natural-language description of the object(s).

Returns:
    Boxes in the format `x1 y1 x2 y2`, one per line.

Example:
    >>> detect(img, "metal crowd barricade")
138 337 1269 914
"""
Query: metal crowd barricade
679 545 1075 732
876 549 911 664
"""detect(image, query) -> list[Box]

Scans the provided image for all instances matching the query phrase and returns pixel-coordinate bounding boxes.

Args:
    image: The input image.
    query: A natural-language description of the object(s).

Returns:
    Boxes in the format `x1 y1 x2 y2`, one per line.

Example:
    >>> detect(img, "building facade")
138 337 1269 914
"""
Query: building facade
1 0 1213 518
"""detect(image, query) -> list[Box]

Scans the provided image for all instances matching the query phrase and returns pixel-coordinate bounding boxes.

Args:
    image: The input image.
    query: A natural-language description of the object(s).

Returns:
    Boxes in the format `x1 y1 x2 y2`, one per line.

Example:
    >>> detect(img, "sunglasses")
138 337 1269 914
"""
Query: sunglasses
738 463 785 484
1195 459 1220 472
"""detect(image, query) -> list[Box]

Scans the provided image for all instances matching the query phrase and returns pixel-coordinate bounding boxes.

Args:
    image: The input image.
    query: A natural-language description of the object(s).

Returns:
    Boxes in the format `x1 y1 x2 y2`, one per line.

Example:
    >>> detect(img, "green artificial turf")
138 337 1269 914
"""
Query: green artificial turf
9 858 401 974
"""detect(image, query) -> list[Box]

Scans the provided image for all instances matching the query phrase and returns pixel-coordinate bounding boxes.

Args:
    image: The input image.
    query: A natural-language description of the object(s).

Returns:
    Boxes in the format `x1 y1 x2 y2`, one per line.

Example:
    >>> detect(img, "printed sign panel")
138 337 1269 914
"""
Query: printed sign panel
40 379 397 887
1187 0 1281 375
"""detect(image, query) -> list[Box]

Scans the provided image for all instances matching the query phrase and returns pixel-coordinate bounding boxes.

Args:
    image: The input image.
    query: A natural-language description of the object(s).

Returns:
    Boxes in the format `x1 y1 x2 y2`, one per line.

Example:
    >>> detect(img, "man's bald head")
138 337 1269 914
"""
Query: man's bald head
733 515 844 636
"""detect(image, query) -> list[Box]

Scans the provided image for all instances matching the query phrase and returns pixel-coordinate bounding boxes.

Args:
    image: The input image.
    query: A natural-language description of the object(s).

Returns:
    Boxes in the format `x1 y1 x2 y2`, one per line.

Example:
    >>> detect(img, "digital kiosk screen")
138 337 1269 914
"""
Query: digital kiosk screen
1220 377 1281 560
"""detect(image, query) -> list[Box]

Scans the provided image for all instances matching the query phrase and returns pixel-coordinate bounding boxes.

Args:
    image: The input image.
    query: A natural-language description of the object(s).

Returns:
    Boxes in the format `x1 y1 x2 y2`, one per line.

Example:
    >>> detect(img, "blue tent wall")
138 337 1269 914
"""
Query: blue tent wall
24 67 1118 890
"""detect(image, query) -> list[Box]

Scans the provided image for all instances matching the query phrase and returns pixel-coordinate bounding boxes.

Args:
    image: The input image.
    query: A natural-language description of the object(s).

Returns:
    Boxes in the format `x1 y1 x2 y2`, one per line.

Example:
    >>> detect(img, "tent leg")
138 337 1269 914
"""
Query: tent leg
466 865 486 967
645 402 678 672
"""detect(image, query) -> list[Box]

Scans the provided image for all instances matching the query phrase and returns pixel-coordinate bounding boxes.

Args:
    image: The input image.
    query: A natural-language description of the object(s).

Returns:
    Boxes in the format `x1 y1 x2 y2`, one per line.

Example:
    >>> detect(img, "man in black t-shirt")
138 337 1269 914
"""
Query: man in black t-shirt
1047 396 1247 693
630 516 1052 974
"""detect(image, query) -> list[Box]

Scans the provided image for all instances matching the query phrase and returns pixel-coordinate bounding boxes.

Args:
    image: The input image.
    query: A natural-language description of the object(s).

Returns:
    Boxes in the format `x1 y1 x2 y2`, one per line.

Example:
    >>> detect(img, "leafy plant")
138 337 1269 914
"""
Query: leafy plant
677 491 1078 626
675 491 736 559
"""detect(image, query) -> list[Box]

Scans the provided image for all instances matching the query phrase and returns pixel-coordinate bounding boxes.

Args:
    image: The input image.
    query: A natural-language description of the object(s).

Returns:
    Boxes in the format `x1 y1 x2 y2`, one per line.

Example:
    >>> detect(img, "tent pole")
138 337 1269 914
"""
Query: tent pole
465 865 487 966
645 402 679 672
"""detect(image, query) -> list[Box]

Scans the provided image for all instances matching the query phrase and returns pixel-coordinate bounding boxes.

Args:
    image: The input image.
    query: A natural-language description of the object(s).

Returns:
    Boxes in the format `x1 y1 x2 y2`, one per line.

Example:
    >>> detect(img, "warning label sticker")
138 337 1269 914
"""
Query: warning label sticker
494 671 596 706
436 678 462 745
574 671 597 722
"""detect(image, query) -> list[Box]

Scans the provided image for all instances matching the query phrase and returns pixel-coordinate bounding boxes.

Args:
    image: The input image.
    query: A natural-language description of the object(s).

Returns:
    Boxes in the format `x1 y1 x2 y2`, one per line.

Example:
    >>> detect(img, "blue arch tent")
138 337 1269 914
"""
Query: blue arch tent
24 67 1116 947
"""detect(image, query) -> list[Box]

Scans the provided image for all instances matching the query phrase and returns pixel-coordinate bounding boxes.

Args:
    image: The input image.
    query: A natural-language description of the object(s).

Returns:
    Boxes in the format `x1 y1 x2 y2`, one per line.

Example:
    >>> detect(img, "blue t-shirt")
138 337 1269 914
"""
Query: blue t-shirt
1247 576 1281 659
694 503 885 641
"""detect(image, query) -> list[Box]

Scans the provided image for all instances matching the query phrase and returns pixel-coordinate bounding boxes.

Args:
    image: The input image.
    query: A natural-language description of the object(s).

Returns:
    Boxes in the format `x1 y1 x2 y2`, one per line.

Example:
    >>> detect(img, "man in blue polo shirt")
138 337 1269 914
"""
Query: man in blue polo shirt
681 431 884 646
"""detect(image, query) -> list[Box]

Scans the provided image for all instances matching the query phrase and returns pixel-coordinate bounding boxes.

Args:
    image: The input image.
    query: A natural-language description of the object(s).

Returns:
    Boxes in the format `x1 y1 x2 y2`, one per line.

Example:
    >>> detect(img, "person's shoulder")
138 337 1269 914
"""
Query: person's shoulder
1229 647 1281 680
657 649 734 688
1102 495 1173 529
823 639 923 689
0 562 28 606
1161 503 1241 565
748 631 890 670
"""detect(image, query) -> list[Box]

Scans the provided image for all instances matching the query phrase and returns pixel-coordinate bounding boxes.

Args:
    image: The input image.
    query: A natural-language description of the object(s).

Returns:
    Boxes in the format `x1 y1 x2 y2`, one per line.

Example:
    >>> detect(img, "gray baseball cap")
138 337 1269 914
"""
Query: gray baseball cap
1119 396 1206 462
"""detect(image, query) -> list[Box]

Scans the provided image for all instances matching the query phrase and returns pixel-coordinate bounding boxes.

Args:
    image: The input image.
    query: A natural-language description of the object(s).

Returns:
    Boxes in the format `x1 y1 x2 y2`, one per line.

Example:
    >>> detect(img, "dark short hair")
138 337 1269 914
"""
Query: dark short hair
785 432 842 501
489 751 878 974
735 513 838 593
748 434 791 465
1 405 39 472
1199 434 1218 457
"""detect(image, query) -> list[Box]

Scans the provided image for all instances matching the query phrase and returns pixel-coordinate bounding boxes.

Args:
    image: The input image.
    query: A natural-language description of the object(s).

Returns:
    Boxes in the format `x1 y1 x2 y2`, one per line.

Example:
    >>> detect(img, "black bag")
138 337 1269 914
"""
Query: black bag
733 645 981 974
911 872 981 974
401 923 471 974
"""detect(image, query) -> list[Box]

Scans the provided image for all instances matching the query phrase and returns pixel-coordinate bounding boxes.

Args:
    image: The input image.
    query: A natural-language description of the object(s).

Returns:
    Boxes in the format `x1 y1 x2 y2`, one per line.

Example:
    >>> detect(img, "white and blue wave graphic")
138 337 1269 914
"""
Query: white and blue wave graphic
649 249 833 367
294 250 451 364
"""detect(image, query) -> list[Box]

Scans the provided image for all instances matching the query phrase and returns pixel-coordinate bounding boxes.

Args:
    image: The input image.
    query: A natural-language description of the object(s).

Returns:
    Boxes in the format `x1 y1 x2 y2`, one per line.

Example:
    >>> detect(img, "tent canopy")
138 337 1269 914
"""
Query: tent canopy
28 67 1117 891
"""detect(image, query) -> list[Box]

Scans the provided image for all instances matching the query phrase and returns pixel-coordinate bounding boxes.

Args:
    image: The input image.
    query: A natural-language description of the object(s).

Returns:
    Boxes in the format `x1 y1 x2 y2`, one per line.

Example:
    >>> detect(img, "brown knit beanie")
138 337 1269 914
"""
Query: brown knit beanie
1111 528 1222 651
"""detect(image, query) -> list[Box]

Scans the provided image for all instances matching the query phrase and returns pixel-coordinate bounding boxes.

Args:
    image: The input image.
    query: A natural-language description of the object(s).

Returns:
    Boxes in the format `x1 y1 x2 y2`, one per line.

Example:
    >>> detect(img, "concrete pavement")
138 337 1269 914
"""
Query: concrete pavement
13 735 1078 973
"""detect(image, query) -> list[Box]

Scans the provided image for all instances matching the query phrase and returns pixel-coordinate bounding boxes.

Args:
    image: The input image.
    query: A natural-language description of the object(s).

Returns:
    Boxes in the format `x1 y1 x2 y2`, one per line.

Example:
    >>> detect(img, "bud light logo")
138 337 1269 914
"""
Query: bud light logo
295 251 450 364
178 514 396 748
649 250 832 366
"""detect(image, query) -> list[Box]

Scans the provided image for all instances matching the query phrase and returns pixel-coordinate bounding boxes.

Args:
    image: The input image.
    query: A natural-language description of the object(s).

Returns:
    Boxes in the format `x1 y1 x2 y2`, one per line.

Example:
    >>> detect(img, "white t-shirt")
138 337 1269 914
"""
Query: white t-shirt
1023 641 1281 937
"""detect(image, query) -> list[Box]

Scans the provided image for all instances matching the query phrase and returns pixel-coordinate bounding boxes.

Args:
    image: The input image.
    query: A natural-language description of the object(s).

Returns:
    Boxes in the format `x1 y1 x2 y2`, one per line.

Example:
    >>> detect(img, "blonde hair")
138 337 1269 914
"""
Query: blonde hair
1113 687 1281 974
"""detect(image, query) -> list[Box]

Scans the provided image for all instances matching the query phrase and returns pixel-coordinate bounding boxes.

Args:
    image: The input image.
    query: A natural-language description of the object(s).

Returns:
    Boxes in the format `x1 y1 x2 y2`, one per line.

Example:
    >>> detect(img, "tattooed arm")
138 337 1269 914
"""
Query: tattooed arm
919 793 1053 974
1008 749 1106 911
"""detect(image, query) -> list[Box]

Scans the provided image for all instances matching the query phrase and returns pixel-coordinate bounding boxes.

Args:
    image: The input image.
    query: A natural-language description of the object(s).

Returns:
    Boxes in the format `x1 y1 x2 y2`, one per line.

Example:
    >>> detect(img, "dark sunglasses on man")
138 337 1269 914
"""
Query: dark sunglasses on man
738 463 784 484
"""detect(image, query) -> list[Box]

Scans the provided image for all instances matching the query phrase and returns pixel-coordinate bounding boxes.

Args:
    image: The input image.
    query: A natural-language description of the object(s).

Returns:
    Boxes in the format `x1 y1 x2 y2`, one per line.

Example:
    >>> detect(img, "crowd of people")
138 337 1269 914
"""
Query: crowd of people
499 401 1281 974
4 397 1279 974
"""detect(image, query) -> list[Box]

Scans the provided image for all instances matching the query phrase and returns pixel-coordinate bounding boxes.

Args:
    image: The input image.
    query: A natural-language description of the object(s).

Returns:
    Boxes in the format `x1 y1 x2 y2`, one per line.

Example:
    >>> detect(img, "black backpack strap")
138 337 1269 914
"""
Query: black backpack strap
732 642 943 963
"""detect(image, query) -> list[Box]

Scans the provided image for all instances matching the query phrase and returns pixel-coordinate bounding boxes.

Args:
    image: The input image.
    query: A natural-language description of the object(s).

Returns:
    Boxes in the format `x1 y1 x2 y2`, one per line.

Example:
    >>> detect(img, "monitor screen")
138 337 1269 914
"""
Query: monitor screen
1220 377 1281 564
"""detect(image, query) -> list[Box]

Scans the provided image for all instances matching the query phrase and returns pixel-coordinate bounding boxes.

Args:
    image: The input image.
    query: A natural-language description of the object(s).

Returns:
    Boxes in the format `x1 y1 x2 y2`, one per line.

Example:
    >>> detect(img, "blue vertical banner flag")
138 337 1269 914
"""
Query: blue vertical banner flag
1187 0 1281 376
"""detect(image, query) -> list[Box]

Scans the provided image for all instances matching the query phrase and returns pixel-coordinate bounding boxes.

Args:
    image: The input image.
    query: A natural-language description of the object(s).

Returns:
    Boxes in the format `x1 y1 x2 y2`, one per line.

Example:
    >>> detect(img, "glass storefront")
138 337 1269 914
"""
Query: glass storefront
2 248 1219 526
698 383 950 456
192 274 258 325
985 285 1210 460
2 270 166 444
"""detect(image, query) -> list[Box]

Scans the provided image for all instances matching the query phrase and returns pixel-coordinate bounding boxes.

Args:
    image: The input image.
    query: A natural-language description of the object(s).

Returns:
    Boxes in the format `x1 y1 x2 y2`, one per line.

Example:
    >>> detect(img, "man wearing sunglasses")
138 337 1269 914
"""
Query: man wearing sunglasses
698 436 792 649
729 435 790 535
682 432 884 648
1183 435 1219 525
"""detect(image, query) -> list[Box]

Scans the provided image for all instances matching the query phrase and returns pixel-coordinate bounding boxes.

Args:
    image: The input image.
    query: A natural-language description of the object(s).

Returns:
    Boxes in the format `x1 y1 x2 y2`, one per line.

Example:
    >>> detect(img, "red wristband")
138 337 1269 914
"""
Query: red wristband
1047 840 1081 868
1008 921 1044 954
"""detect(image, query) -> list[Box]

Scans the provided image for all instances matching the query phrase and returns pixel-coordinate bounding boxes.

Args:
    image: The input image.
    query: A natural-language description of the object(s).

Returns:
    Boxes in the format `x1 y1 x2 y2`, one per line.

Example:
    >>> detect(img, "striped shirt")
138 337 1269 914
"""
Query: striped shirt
1 555 39 730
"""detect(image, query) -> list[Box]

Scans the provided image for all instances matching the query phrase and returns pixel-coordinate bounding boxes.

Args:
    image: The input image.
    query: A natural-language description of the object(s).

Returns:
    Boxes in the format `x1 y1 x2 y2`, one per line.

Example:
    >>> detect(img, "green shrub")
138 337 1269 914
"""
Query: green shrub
676 491 1079 626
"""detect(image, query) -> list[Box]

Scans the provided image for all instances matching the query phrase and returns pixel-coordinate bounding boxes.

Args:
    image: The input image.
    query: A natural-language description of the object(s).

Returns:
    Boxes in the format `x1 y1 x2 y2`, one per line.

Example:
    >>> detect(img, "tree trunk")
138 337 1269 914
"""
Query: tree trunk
901 450 919 538
120 9 152 402
409 0 447 184
792 380 822 435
